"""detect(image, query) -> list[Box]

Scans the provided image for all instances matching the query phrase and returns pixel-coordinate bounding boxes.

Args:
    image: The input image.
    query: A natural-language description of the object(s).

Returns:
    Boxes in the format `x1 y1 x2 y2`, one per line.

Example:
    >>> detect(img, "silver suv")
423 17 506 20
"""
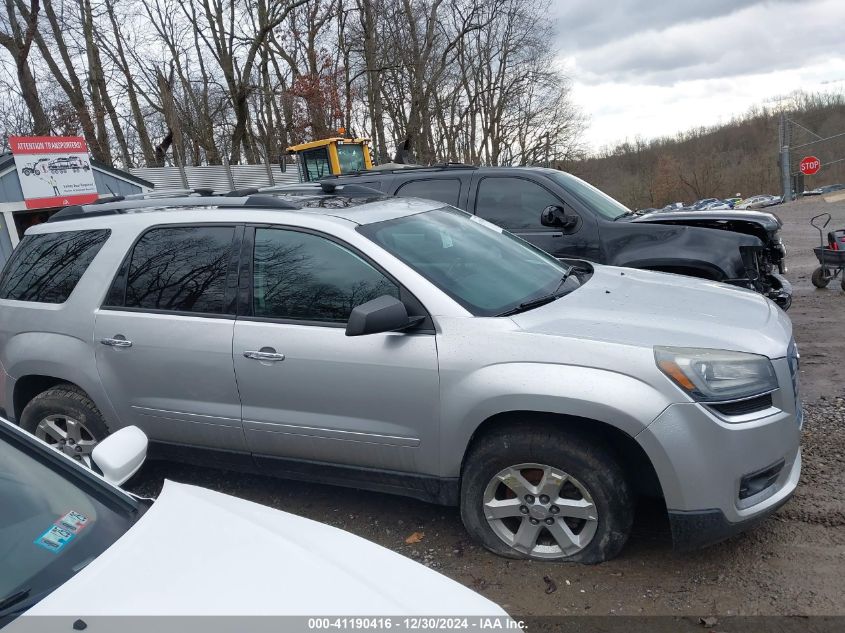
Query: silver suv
0 188 802 563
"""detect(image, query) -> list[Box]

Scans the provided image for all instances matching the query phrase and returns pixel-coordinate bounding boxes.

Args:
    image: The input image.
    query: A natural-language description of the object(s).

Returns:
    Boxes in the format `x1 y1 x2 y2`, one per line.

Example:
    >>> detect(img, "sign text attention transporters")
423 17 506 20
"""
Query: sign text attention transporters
9 135 99 209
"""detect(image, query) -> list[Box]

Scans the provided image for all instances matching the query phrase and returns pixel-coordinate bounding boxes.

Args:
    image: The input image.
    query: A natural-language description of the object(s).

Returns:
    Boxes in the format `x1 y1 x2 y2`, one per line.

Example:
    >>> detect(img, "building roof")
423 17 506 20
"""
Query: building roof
0 152 154 190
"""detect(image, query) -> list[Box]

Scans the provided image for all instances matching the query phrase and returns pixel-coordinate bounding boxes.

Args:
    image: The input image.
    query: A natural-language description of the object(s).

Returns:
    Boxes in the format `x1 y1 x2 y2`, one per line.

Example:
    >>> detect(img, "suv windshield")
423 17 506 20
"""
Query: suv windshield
544 171 634 220
359 207 573 316
0 426 139 620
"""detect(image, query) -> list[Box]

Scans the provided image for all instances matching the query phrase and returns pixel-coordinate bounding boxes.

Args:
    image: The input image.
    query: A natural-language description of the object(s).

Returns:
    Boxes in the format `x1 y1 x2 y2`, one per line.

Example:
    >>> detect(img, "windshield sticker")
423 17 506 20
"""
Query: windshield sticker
34 512 90 553
34 524 75 553
58 511 90 535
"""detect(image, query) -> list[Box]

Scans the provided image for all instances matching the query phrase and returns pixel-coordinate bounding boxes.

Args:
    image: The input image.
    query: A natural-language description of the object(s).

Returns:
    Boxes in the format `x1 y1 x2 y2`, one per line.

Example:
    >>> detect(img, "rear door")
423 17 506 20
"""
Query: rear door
94 224 245 451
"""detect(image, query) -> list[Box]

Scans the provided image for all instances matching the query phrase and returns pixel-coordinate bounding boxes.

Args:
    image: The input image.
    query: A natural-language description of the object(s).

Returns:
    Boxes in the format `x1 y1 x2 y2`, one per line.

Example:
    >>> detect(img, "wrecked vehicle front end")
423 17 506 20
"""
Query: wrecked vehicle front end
629 210 792 310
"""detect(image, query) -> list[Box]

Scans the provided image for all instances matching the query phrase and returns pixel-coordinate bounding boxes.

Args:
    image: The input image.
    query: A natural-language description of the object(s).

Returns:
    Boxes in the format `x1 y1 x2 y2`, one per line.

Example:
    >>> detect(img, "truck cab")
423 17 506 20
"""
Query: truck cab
287 138 374 182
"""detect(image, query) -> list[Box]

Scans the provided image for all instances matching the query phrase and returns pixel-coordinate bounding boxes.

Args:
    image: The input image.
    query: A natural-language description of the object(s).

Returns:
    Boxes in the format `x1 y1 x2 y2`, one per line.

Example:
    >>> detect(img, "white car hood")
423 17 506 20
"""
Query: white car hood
24 481 506 617
512 265 792 359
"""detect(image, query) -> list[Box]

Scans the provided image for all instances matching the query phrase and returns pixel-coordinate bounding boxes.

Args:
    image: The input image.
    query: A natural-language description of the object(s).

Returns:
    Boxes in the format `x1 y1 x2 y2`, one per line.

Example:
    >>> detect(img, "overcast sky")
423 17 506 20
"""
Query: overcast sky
551 0 845 151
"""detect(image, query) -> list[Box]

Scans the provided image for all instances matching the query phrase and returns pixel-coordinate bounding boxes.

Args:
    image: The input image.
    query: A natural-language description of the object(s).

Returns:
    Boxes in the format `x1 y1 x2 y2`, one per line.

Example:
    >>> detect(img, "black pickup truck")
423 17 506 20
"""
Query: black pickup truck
318 165 791 309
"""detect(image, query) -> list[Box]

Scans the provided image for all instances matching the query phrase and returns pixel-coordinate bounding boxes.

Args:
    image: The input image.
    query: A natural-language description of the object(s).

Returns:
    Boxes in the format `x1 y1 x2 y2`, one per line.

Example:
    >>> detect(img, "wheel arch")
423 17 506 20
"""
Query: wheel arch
461 411 665 500
13 375 69 421
3 332 120 427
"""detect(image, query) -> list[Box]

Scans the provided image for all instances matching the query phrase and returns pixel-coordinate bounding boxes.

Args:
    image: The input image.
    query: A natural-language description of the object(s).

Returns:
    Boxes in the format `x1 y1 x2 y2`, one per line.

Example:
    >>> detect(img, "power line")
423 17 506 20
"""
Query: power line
792 130 845 150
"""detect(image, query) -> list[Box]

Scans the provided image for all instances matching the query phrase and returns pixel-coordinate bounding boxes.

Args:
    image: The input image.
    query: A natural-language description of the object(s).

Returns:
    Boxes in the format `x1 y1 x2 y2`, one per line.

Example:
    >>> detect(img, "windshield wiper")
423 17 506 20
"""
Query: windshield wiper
613 209 638 221
496 270 572 317
0 588 32 614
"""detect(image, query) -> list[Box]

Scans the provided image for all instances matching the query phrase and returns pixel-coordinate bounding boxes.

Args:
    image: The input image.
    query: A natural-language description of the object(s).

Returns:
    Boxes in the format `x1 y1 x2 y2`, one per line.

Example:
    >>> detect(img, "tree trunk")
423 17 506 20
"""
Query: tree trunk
0 0 50 134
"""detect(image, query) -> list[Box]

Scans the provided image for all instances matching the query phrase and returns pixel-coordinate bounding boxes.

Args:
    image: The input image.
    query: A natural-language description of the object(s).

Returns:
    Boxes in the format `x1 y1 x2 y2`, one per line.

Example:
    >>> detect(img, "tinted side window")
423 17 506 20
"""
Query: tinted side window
476 177 562 229
396 179 461 207
253 228 398 323
123 226 234 314
0 230 109 303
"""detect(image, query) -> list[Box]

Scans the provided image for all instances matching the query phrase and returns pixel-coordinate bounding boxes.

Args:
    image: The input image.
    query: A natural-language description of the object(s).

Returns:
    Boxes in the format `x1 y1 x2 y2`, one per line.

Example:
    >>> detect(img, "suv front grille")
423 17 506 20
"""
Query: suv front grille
710 393 773 416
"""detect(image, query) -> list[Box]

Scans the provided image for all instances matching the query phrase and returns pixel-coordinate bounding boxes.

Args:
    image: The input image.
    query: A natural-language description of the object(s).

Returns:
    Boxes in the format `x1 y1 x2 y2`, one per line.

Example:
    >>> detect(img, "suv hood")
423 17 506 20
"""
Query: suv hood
632 209 781 234
25 481 506 617
511 266 792 359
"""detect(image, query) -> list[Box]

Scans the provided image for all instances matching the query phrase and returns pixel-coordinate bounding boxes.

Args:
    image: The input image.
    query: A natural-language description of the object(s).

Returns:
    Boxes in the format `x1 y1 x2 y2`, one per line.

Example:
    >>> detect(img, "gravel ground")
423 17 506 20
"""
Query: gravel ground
129 196 845 617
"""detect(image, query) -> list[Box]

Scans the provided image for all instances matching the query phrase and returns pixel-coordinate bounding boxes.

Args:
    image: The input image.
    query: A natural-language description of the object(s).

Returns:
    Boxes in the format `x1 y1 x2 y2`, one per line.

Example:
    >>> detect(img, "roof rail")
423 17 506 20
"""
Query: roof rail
323 162 477 178
122 188 215 199
258 182 385 196
47 193 302 223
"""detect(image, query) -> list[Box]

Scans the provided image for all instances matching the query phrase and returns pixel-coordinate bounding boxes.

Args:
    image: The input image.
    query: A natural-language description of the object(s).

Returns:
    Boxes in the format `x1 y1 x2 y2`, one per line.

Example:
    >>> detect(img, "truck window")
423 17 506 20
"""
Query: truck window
396 179 461 207
475 177 562 230
300 148 332 181
336 144 367 174
0 230 110 303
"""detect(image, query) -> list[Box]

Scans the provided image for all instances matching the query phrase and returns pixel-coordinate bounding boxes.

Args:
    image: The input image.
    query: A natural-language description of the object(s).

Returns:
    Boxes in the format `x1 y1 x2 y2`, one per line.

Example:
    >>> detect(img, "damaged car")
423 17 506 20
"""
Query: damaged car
318 166 792 309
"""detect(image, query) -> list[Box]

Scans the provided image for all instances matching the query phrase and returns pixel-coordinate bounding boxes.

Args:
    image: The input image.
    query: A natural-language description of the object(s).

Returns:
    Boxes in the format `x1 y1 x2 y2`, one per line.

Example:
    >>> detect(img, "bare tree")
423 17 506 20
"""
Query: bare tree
0 0 50 134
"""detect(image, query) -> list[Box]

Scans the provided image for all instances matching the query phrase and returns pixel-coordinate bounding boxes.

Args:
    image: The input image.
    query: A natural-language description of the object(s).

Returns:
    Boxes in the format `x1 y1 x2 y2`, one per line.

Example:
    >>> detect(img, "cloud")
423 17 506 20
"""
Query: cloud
572 60 845 149
556 0 841 86
553 0 769 50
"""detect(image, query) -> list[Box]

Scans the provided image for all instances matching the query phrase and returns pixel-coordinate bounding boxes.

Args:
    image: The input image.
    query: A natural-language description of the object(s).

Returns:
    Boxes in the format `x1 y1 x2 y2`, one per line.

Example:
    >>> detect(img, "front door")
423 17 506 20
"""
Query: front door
233 227 440 474
94 224 245 451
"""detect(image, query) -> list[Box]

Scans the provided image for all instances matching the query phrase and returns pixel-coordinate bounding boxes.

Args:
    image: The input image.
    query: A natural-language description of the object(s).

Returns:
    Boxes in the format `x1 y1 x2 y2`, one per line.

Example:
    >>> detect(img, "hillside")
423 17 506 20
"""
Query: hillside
562 91 845 209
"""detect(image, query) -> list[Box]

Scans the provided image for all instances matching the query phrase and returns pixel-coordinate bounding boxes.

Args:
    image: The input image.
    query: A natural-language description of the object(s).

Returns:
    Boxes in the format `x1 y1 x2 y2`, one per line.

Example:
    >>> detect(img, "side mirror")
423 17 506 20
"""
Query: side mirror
540 205 578 230
346 295 424 336
92 426 148 486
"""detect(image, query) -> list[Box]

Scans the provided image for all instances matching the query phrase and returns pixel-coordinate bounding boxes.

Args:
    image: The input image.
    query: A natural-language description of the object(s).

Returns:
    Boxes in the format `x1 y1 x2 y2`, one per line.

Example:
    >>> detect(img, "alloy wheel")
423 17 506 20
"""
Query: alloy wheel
36 414 98 468
482 462 599 559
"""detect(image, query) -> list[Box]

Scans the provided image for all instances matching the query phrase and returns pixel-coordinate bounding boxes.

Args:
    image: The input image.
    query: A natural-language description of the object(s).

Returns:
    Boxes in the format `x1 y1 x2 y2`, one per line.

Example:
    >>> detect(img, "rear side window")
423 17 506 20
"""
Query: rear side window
0 230 110 303
396 178 461 207
118 226 235 314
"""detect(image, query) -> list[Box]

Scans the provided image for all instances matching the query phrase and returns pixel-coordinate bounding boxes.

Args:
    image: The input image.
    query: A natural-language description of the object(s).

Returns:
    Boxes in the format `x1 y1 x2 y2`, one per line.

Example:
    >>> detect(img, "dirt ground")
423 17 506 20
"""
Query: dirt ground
129 196 845 617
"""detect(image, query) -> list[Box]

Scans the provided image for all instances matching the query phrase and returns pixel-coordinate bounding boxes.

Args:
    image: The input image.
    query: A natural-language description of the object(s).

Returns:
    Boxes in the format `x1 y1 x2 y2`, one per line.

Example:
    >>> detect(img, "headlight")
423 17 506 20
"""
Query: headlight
654 347 778 402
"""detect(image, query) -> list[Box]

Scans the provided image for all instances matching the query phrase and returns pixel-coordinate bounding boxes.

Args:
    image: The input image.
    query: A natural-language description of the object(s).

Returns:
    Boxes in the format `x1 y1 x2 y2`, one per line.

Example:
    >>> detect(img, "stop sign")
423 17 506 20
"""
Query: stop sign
800 156 821 175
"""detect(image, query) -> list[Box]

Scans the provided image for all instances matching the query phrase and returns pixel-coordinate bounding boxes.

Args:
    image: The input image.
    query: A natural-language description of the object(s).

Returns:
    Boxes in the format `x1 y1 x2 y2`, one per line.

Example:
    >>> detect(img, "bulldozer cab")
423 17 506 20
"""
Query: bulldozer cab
286 137 374 182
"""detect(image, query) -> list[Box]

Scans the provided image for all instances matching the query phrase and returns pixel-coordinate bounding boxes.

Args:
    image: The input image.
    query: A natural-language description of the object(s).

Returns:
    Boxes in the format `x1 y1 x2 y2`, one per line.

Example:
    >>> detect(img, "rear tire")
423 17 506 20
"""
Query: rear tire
460 425 634 563
840 274 845 292
20 384 109 469
811 267 830 288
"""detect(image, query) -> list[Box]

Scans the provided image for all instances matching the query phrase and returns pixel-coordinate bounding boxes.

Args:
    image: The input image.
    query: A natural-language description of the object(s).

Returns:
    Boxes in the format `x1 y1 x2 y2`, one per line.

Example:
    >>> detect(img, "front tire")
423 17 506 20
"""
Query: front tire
460 426 634 563
20 384 110 469
811 267 830 288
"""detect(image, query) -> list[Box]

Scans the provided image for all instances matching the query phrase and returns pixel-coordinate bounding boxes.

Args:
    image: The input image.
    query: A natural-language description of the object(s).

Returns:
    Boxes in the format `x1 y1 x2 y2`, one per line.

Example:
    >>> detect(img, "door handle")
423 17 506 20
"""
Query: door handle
243 350 285 362
100 336 132 348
